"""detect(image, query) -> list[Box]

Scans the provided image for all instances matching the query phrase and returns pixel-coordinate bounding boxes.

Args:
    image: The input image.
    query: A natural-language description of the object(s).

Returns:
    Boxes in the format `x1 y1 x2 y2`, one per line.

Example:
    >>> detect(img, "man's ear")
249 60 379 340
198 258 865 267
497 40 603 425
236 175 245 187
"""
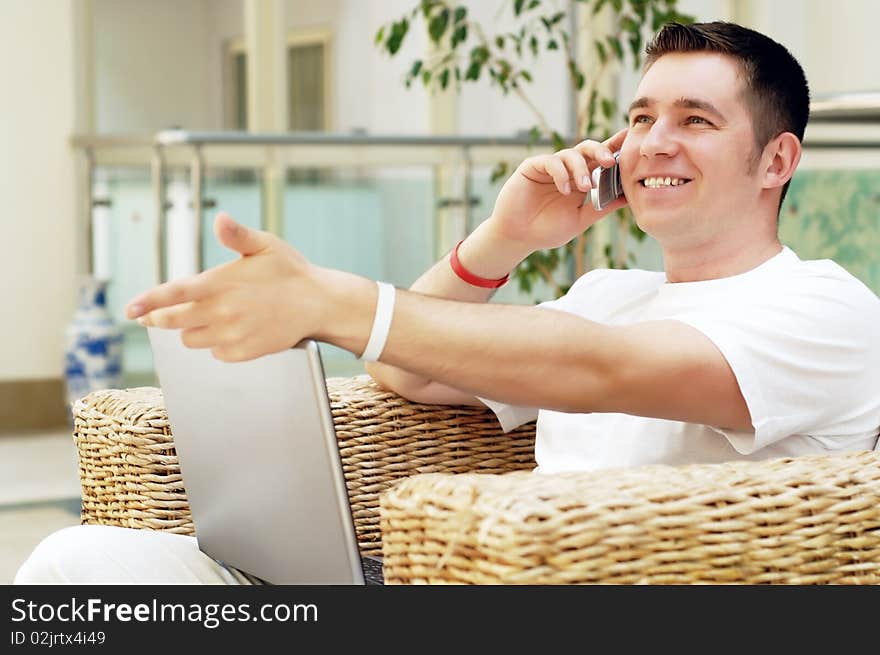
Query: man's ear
760 132 802 191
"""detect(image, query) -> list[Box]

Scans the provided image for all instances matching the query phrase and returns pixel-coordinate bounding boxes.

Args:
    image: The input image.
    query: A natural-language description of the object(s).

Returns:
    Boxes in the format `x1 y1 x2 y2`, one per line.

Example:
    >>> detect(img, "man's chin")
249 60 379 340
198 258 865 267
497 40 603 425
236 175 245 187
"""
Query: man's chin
632 203 695 232
632 209 673 237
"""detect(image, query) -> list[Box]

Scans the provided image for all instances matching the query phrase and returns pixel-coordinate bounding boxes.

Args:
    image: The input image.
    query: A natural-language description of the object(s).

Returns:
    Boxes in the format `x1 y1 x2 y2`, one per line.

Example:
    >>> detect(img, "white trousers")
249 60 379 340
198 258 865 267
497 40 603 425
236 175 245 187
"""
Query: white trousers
14 525 258 585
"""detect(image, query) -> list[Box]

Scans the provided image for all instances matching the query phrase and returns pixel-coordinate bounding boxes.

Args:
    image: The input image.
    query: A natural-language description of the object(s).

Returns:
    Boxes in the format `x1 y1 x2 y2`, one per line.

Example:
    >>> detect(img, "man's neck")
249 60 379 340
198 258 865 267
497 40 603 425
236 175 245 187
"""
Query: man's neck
662 238 784 283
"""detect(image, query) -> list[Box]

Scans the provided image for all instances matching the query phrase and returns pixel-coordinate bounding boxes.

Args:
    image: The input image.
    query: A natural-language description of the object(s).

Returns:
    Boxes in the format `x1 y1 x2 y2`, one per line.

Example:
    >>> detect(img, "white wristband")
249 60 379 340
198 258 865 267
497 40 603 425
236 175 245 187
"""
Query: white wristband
360 281 396 362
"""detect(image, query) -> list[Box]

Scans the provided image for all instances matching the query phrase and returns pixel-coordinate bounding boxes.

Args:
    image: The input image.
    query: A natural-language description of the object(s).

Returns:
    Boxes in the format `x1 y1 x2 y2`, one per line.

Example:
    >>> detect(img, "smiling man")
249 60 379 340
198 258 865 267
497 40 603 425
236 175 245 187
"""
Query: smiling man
362 21 879 471
16 22 880 584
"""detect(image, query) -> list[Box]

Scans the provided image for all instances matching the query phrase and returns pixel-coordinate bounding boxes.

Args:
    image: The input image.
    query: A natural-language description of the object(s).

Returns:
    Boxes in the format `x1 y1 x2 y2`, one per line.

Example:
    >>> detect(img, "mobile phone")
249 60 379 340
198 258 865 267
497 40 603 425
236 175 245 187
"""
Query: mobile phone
589 151 623 211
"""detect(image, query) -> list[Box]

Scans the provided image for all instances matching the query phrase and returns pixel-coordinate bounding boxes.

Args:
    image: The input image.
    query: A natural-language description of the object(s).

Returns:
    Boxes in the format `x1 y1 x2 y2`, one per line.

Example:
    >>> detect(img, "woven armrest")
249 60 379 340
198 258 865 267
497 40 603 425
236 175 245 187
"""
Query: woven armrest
379 450 880 584
72 374 535 556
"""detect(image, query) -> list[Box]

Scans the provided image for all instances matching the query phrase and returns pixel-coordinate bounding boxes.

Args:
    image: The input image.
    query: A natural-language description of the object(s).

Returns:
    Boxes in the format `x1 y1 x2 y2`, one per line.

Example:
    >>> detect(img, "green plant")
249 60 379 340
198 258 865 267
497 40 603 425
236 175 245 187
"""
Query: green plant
376 0 694 299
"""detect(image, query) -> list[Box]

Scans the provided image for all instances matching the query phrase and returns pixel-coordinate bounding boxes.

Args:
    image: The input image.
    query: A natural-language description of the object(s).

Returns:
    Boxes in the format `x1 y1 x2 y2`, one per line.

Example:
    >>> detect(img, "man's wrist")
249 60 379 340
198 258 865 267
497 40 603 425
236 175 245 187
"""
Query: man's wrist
456 220 530 281
312 266 379 356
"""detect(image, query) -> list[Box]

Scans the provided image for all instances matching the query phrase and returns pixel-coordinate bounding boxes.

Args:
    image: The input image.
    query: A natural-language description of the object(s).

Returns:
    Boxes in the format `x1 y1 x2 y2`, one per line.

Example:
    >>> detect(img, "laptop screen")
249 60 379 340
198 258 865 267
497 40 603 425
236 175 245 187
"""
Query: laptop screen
146 328 366 584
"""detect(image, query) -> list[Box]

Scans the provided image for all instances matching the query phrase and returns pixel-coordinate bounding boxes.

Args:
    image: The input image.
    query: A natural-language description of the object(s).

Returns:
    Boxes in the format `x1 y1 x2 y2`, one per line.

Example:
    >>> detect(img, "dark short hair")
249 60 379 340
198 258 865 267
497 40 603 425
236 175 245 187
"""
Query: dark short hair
644 21 810 207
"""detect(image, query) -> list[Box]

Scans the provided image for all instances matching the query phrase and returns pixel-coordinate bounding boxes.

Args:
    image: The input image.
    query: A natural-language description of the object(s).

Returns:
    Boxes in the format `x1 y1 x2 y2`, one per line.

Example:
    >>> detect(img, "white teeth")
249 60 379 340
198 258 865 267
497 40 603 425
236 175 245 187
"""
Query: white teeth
642 177 688 188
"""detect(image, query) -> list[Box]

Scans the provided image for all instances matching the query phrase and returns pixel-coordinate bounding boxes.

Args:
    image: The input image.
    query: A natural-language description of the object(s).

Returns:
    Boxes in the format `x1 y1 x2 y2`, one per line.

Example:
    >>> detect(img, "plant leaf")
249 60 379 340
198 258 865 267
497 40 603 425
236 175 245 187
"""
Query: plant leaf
428 8 449 43
551 130 566 151
490 161 509 184
631 0 647 20
451 24 468 48
528 125 542 145
651 8 668 31
568 58 585 90
601 97 616 121
420 0 438 19
594 40 607 64
607 35 624 59
620 15 639 34
471 45 490 64
388 19 409 55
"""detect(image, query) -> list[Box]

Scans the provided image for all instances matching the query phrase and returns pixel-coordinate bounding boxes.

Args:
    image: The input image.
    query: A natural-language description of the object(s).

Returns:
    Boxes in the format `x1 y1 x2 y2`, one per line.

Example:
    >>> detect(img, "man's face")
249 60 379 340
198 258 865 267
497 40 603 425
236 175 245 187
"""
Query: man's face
619 52 764 248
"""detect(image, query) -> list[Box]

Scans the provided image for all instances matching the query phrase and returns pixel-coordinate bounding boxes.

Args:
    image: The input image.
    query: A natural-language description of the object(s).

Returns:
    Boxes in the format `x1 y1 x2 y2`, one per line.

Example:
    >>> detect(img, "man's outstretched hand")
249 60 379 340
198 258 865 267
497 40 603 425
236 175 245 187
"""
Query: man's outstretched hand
125 212 363 362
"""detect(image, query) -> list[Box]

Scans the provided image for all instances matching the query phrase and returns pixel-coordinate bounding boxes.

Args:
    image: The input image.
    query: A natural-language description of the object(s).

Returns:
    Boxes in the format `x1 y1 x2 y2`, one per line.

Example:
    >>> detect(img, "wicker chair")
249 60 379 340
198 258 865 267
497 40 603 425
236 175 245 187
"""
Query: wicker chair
72 374 880 584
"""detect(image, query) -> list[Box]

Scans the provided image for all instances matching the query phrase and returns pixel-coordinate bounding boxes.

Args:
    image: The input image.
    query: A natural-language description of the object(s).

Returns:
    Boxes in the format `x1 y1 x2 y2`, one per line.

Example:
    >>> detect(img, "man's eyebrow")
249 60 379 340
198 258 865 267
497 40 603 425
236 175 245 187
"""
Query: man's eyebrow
627 96 728 122
628 97 652 114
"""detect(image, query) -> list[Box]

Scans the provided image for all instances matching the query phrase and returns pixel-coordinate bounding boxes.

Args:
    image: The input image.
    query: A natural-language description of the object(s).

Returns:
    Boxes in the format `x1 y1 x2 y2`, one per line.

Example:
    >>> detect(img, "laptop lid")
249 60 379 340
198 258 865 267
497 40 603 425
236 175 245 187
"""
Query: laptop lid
146 327 365 585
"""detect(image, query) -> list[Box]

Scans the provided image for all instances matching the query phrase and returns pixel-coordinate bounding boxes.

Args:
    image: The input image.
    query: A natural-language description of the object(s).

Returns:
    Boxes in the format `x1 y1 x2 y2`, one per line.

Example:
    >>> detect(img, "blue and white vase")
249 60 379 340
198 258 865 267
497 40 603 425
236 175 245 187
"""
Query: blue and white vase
64 276 124 418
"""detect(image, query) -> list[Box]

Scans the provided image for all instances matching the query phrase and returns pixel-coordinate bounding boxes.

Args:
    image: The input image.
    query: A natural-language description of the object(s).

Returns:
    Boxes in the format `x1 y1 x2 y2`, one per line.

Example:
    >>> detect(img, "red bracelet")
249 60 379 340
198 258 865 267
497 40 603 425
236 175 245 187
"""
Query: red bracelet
449 239 510 289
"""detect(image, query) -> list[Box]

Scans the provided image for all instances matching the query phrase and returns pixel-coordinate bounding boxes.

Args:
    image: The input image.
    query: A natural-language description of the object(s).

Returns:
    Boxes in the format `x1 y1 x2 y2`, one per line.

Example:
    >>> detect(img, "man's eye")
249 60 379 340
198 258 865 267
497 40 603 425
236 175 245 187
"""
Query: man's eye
631 115 652 125
687 116 711 125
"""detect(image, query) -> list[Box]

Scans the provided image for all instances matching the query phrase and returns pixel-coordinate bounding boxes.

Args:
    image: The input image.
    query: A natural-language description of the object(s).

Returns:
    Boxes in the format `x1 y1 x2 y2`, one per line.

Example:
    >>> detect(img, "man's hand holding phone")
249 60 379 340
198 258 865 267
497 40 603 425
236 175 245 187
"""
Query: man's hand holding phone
485 128 629 256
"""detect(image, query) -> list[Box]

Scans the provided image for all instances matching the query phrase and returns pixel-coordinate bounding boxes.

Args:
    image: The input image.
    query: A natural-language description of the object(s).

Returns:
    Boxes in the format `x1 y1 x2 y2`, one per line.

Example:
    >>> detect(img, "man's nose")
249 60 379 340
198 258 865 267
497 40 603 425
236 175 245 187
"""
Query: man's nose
639 119 680 158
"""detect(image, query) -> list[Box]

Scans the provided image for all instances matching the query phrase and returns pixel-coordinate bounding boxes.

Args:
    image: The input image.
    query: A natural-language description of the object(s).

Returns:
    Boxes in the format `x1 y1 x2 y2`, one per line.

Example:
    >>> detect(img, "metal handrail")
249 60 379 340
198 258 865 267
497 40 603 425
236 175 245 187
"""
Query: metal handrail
156 129 558 147
810 91 880 122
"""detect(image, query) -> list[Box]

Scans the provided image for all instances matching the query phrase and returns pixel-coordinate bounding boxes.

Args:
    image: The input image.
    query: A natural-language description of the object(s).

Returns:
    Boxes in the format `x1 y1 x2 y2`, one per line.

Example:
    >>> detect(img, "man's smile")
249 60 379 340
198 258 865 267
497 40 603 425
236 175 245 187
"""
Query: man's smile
639 176 693 188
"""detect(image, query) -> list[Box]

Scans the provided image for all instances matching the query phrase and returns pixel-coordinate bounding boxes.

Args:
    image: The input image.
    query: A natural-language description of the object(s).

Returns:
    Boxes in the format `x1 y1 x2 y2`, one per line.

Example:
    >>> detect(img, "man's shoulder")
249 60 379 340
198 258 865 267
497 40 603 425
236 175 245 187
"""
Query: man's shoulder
778 252 880 310
741 252 880 340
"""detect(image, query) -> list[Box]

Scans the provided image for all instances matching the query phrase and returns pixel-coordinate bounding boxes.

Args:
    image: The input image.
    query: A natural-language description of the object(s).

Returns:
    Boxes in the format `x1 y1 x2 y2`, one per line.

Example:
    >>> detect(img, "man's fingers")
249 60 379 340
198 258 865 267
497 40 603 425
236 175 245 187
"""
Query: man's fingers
179 324 215 349
571 129 629 168
541 156 573 194
572 140 615 168
125 270 219 319
214 212 273 257
136 299 225 331
603 127 628 152
558 149 591 192
179 322 243 350
180 323 263 362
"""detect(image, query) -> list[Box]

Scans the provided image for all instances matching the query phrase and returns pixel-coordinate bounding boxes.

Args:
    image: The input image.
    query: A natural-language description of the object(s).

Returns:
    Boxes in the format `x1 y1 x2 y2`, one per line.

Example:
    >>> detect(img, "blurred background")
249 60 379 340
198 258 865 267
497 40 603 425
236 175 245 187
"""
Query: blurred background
1 0 878 582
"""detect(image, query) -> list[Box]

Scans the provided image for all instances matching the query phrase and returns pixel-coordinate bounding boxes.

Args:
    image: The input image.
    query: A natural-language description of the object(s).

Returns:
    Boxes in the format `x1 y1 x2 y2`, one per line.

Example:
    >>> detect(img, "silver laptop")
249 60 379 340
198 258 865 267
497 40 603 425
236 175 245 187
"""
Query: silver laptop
146 327 383 585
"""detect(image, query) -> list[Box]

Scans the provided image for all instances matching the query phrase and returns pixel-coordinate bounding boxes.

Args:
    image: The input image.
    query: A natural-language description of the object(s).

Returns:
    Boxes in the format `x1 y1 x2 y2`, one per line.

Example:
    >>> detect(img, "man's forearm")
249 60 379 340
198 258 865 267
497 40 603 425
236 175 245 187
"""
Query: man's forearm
410 219 528 300
364 219 529 393
320 271 613 411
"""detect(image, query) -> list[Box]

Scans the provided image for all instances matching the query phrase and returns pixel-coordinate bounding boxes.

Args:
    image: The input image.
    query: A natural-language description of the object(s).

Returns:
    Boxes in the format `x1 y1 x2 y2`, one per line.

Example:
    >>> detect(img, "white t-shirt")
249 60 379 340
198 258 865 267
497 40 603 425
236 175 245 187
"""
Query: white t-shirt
480 247 880 474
